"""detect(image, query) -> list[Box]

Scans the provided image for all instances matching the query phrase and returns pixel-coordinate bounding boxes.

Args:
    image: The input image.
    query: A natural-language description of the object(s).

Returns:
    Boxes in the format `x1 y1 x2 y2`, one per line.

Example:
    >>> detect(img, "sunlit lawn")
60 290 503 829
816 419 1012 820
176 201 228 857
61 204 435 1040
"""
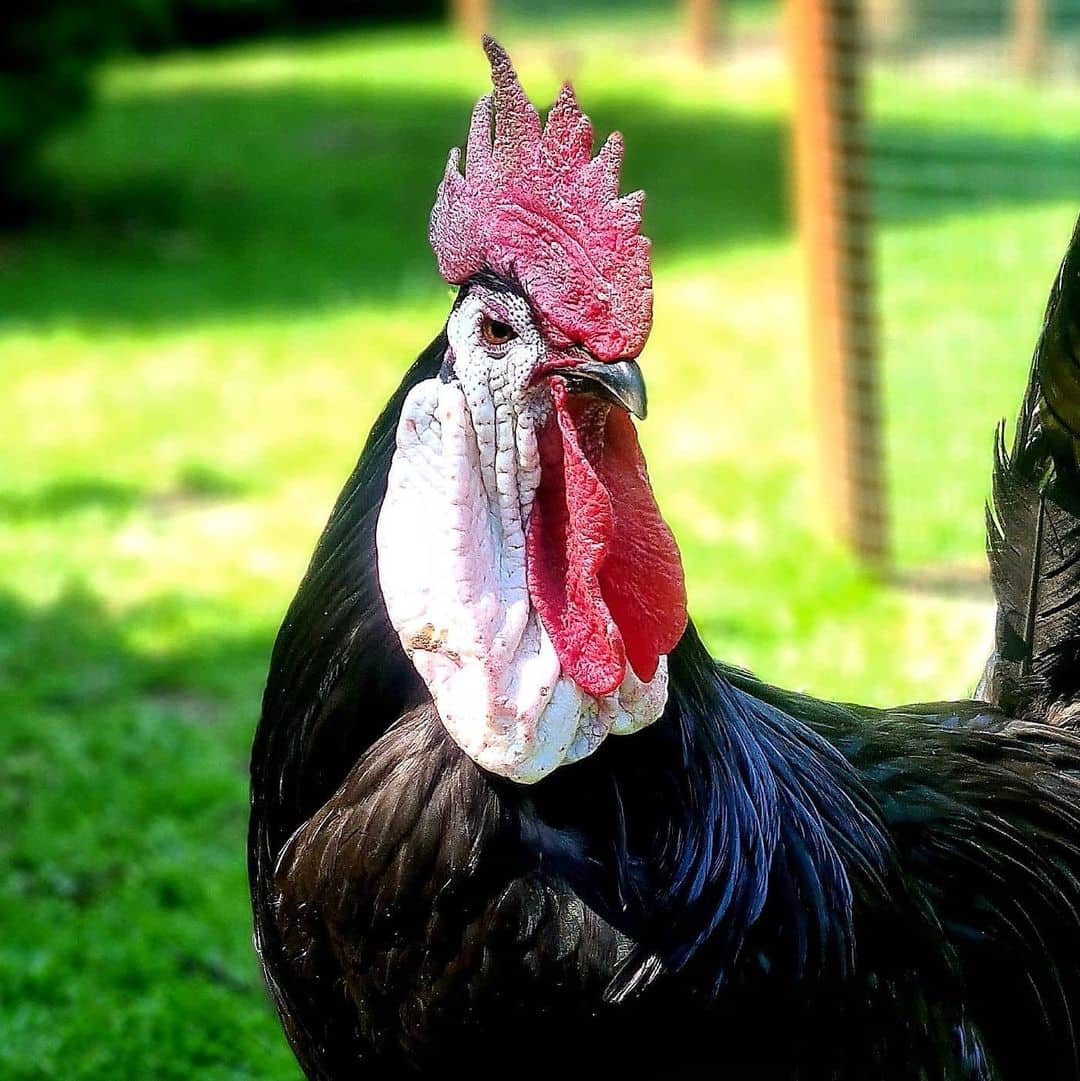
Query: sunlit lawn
1 20 1079 1079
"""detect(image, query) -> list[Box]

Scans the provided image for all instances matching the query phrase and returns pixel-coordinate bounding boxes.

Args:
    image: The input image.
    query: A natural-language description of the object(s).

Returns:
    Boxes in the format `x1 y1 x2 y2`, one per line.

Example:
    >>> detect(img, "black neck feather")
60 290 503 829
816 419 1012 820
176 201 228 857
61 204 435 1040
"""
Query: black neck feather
251 331 446 863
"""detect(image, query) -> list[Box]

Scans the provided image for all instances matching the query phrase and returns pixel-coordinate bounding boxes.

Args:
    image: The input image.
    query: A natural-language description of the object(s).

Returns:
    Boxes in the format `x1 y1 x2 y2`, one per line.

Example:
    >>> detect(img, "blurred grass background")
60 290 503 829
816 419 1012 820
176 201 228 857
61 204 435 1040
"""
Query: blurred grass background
2 2 1080 1077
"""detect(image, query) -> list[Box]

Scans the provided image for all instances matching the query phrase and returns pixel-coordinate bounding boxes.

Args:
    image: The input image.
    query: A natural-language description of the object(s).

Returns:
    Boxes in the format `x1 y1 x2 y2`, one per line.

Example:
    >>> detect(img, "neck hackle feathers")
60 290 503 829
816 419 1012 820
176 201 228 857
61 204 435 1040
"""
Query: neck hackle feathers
429 36 653 361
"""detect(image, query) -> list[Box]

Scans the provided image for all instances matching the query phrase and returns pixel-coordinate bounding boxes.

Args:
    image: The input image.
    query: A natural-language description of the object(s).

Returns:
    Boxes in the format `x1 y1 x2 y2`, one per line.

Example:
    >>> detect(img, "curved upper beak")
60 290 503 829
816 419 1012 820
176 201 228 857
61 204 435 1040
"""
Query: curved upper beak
560 358 648 420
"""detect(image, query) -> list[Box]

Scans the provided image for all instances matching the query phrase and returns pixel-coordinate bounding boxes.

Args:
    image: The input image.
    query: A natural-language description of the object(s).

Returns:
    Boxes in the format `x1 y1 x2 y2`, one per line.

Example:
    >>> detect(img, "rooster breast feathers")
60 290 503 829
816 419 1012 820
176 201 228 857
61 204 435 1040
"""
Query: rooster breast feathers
256 562 1080 1078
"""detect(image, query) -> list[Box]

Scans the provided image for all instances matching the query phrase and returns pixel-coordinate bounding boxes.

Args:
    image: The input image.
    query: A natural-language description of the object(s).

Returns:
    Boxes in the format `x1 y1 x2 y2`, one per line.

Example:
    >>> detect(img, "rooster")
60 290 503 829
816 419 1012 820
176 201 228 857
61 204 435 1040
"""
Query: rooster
250 38 1080 1080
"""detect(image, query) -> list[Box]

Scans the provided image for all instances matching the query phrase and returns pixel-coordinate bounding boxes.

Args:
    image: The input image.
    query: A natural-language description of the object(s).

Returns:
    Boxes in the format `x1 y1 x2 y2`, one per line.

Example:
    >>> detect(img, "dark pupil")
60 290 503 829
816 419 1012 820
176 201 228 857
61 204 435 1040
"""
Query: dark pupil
490 320 511 340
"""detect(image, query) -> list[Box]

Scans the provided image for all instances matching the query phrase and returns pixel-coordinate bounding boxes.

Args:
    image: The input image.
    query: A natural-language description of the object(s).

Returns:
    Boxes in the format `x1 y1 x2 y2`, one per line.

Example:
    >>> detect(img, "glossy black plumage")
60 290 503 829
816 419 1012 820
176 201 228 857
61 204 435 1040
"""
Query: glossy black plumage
250 220 1080 1079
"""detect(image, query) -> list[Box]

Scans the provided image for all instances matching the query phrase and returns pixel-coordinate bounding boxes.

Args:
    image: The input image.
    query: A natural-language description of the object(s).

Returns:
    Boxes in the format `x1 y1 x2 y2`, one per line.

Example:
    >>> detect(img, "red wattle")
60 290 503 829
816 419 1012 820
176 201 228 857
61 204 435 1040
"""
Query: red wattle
525 378 688 697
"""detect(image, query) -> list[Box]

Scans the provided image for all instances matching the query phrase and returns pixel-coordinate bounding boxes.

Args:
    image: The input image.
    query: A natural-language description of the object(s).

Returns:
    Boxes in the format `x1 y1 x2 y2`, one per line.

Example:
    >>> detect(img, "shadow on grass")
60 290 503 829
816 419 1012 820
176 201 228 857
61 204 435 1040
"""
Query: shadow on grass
4 83 788 330
0 583 271 855
0 586 297 1076
2 79 1077 332
887 562 992 601
0 584 271 772
0 478 146 519
0 466 251 521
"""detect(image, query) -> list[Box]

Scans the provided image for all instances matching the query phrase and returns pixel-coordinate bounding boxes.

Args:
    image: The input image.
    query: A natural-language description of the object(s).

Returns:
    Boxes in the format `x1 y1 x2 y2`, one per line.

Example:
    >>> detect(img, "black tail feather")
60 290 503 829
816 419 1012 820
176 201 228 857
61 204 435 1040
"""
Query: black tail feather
986 215 1080 718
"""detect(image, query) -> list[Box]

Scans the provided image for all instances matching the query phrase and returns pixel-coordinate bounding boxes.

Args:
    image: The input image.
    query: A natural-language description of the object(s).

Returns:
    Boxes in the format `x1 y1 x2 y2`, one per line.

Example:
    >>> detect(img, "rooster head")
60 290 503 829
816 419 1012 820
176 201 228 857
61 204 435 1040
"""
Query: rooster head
376 38 688 782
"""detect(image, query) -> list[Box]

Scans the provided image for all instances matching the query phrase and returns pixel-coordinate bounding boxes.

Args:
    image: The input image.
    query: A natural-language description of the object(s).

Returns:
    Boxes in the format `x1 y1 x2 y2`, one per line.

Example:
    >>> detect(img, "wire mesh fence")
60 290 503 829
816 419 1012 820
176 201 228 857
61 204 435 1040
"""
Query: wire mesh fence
866 0 1080 572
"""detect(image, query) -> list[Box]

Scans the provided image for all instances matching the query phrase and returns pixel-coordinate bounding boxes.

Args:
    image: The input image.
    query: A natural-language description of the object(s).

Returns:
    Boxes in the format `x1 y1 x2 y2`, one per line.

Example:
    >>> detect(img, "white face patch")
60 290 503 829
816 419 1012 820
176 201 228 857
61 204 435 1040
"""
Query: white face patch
375 286 669 783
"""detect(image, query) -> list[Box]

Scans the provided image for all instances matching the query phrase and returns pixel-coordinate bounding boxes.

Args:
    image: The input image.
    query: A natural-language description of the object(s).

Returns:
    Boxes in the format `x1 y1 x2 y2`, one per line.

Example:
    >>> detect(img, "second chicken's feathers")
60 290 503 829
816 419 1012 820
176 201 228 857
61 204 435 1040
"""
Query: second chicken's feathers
987 216 1080 717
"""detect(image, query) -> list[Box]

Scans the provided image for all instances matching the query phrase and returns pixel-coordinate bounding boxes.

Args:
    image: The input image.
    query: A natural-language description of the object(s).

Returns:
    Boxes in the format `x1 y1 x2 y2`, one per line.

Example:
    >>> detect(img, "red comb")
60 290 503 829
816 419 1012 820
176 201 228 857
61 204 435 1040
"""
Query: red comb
429 37 653 361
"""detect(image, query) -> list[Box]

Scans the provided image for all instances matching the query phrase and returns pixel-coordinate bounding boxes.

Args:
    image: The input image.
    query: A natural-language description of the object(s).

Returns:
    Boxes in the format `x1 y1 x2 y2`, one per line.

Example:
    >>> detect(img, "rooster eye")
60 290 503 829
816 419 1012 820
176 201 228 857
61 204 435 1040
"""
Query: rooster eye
480 315 516 347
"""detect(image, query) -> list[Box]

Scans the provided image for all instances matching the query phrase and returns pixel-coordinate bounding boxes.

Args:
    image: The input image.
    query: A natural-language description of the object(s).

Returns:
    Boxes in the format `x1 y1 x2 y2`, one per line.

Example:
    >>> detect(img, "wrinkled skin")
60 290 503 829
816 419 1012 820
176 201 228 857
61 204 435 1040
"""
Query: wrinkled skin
376 284 668 782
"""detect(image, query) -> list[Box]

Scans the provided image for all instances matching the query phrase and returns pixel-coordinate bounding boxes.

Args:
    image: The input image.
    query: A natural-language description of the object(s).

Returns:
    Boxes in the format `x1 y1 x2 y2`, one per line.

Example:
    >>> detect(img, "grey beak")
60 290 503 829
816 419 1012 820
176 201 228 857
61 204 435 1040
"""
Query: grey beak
560 359 648 420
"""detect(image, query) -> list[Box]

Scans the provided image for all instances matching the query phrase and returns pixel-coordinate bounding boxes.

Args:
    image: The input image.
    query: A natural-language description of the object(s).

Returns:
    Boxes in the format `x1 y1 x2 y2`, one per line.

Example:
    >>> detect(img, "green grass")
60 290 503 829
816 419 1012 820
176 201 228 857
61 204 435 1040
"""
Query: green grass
2 19 1080 1079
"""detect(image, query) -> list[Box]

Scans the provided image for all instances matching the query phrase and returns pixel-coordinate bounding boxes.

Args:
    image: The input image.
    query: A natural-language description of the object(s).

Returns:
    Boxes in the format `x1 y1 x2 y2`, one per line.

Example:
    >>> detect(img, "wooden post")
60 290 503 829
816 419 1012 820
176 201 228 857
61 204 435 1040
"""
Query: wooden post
1012 0 1047 79
684 0 724 62
451 0 490 41
789 0 889 568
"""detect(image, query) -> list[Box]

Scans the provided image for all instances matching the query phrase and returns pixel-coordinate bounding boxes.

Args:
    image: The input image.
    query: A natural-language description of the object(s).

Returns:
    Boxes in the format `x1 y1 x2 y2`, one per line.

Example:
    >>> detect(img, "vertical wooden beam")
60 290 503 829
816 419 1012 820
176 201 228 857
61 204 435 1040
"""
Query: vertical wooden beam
451 0 490 42
1012 0 1047 79
789 0 889 568
684 0 725 62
